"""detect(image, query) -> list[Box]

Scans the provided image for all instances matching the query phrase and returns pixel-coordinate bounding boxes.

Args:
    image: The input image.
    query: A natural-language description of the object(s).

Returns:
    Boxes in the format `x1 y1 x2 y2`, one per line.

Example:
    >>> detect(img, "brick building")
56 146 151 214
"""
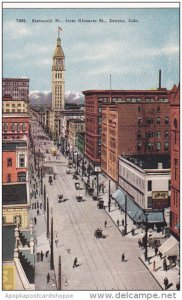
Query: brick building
83 89 170 177
3 78 29 101
102 93 170 181
2 114 30 140
170 85 180 239
2 140 28 184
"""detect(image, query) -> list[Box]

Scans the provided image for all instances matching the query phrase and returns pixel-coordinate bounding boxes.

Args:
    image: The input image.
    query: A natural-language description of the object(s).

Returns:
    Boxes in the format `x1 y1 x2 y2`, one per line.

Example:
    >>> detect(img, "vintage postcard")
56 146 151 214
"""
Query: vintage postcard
1 1 180 299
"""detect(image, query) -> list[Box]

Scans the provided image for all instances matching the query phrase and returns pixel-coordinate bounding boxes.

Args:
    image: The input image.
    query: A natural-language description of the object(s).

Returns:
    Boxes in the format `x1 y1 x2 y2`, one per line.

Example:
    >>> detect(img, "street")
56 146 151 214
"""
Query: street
30 114 161 291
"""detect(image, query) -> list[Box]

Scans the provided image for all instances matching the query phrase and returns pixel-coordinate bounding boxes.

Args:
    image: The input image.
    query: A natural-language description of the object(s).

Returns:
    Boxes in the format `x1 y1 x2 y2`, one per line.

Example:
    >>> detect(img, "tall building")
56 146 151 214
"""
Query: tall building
49 34 65 140
170 84 180 239
83 88 170 176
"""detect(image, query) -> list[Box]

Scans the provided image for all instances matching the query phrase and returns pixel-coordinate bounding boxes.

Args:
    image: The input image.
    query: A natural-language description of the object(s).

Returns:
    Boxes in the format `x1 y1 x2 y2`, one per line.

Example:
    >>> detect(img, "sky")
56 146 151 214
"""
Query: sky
3 7 179 94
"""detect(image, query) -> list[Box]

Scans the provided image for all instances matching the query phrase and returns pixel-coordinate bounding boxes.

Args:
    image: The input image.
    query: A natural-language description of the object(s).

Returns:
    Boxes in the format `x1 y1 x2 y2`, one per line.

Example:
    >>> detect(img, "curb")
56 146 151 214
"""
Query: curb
139 257 164 290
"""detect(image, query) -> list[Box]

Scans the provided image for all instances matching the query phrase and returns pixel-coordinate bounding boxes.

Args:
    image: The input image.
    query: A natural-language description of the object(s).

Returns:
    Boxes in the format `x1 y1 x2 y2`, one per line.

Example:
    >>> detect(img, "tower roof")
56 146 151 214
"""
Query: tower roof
53 37 65 59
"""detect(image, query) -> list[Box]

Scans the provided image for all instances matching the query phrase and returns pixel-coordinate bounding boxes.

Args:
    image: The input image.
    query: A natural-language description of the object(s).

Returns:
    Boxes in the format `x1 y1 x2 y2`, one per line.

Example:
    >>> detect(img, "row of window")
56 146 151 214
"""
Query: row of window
137 142 169 151
6 172 26 183
137 131 169 139
7 155 25 168
2 215 22 225
3 123 27 132
138 116 169 125
3 103 27 107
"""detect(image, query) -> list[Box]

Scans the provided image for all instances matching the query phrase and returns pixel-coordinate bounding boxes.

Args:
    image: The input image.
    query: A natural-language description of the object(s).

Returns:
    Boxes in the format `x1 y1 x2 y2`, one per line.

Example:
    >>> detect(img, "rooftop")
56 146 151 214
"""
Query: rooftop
121 154 170 170
2 225 16 261
3 183 28 205
82 89 168 96
69 118 85 124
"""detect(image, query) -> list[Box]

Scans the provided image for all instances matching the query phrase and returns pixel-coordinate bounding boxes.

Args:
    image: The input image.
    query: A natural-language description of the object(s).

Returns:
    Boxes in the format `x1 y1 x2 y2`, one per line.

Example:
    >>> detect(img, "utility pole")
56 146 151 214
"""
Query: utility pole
145 213 149 261
46 197 49 238
82 155 84 177
50 216 54 270
108 180 111 212
76 152 79 172
124 195 127 235
58 256 61 290
96 172 99 197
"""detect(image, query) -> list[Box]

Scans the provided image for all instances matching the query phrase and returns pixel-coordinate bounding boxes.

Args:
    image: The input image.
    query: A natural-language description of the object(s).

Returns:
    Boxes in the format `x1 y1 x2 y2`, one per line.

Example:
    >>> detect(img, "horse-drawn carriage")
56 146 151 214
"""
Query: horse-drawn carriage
58 194 63 203
94 228 105 239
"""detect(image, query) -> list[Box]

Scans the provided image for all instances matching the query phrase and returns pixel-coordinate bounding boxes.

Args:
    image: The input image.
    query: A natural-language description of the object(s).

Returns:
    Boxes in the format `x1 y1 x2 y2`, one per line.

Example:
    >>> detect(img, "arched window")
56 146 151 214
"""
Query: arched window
17 172 26 182
137 142 142 151
3 123 8 132
11 123 16 132
17 123 20 132
164 142 169 151
22 123 26 132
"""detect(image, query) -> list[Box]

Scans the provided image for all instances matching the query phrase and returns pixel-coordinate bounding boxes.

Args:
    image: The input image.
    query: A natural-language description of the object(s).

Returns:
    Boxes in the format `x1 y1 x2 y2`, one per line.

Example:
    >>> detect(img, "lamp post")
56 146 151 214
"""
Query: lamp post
96 172 99 197
124 195 127 235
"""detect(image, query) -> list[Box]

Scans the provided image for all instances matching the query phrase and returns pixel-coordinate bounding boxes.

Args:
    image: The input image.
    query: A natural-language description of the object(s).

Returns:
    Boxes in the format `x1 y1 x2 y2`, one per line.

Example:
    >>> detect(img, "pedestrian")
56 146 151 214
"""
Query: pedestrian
164 277 169 290
73 257 78 268
176 281 180 290
163 258 167 271
55 237 58 247
117 219 120 227
122 219 124 226
34 217 37 225
47 273 50 284
153 260 156 271
36 252 40 262
155 246 158 256
121 253 125 262
131 228 135 236
37 209 39 216
104 220 107 228
40 202 42 210
138 239 142 247
101 184 105 194
40 251 44 261
45 250 49 257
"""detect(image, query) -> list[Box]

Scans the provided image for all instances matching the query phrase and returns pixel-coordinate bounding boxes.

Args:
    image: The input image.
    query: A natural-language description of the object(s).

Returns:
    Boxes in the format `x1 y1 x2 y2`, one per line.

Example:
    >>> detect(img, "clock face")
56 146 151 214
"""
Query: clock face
57 59 62 65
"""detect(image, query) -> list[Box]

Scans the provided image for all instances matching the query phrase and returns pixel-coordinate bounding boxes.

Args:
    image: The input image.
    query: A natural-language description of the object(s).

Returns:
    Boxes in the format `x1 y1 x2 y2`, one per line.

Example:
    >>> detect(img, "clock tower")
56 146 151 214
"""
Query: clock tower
52 36 65 111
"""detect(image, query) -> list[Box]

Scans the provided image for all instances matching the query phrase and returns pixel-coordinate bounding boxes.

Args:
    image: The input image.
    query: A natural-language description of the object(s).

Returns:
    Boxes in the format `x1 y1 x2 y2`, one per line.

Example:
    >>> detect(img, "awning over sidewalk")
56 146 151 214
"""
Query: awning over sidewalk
159 235 179 257
112 188 165 224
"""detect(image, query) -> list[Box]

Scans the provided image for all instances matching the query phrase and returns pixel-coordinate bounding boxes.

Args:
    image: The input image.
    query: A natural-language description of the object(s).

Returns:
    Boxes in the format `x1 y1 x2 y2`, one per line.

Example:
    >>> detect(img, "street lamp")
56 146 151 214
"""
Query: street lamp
46 197 49 238
58 256 61 290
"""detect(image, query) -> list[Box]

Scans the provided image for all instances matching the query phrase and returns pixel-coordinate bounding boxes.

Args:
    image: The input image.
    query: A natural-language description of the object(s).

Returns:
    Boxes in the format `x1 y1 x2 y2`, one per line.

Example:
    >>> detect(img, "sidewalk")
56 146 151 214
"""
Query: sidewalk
29 155 57 291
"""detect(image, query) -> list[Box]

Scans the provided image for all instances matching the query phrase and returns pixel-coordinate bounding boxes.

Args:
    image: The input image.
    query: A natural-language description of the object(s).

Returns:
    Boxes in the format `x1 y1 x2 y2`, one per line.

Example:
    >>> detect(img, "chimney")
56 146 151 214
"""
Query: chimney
159 70 161 89
158 162 163 169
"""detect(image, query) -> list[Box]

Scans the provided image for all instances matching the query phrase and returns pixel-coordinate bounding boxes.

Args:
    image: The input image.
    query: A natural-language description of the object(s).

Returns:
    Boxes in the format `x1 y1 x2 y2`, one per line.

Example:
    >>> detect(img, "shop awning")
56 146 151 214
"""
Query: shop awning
112 188 165 224
159 235 179 257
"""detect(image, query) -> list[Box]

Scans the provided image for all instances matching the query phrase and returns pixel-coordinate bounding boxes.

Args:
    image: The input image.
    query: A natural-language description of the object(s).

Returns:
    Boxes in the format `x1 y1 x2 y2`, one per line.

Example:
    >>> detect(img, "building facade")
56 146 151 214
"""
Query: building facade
68 119 85 150
170 85 180 239
83 89 170 174
2 115 30 140
2 140 28 184
3 78 29 101
101 90 170 181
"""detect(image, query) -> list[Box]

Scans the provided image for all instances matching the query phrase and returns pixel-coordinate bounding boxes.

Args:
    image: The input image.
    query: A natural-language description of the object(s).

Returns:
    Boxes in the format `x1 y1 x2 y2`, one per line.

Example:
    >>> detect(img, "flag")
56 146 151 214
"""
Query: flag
58 26 63 31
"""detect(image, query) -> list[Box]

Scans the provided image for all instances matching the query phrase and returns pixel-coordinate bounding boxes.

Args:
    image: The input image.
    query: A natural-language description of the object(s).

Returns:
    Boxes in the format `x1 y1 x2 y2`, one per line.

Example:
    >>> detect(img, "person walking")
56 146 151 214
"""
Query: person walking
73 257 78 268
55 236 58 247
40 251 44 261
155 246 158 256
121 219 124 226
37 209 39 216
163 258 167 271
117 219 120 227
104 220 107 228
153 260 156 271
121 253 125 262
47 273 50 284
34 217 37 225
164 277 169 290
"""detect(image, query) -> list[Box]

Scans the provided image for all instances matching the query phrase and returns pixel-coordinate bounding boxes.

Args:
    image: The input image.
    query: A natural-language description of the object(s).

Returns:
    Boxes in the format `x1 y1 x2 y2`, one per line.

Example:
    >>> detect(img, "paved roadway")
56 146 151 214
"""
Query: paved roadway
30 115 161 291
